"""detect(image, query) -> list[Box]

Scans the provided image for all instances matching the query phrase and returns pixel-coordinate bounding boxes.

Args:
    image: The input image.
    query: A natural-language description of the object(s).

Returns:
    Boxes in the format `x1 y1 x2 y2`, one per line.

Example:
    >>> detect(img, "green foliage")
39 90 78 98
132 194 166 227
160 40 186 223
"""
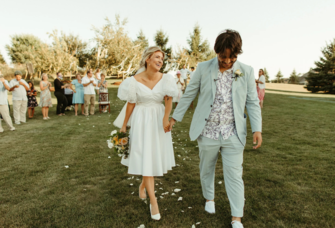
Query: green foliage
289 69 300 84
186 24 212 63
5 34 43 64
0 52 6 65
134 29 149 51
264 68 270 82
306 39 335 94
175 24 214 69
91 15 142 75
275 70 284 83
59 32 89 68
154 29 172 72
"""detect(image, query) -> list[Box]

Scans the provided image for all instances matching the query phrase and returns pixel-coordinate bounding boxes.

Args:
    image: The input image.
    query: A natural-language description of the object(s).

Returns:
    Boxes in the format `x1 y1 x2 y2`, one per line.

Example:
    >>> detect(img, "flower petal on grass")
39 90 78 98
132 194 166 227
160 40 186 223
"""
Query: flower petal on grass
130 183 133 186
218 181 222 184
196 222 201 225
178 197 183 201
174 189 181 192
108 156 111 158
175 181 179 183
64 166 69 168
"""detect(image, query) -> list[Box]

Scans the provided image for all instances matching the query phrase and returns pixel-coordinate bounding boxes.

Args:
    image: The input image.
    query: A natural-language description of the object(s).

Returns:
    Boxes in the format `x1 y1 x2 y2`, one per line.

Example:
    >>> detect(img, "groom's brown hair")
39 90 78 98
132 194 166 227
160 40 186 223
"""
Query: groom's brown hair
214 29 243 57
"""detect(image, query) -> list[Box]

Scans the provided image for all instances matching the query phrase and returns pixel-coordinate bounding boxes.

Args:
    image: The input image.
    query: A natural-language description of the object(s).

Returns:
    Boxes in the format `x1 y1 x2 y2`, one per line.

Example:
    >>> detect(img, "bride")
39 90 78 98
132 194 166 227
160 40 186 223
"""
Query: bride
117 46 178 220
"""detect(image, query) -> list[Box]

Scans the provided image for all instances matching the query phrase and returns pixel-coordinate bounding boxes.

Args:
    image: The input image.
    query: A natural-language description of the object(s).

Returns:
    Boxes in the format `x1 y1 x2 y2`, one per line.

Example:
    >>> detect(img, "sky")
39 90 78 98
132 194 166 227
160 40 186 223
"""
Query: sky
1 0 335 79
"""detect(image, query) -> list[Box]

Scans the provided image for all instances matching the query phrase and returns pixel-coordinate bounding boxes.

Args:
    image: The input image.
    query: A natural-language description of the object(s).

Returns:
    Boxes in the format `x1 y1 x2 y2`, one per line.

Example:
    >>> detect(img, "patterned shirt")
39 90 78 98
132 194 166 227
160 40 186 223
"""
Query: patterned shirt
201 68 237 140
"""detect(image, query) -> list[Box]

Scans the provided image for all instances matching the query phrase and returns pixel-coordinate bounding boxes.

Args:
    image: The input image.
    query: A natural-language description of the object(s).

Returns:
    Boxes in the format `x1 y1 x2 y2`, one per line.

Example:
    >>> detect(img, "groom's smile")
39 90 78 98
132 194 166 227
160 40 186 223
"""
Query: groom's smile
217 49 237 70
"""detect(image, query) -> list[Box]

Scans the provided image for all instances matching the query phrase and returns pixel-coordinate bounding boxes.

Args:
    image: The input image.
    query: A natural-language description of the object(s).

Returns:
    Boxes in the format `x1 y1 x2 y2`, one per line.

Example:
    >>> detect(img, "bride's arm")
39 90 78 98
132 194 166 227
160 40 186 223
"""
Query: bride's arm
163 96 173 133
120 102 136 133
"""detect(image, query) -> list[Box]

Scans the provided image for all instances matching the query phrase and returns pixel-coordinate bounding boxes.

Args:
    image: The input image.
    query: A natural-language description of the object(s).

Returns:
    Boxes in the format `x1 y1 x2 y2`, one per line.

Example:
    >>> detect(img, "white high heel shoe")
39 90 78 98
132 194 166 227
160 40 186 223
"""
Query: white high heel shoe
150 204 161 221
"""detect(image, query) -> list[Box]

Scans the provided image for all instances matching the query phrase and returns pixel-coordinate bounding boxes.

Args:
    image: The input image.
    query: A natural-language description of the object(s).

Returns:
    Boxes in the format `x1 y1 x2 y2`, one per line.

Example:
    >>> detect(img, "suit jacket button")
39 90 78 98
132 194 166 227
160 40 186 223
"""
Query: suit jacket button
210 105 212 107
205 119 207 121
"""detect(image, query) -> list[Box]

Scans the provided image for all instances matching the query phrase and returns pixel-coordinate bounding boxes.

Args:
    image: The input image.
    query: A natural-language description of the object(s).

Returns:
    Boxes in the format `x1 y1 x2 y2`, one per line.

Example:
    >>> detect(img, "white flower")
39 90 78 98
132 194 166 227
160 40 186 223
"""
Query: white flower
235 69 242 76
111 130 117 135
107 141 114 149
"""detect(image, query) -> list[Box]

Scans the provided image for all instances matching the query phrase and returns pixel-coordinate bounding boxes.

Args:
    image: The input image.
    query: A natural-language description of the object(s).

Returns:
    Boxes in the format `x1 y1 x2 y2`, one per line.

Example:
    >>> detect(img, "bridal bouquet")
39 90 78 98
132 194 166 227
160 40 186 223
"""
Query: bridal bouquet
107 130 130 158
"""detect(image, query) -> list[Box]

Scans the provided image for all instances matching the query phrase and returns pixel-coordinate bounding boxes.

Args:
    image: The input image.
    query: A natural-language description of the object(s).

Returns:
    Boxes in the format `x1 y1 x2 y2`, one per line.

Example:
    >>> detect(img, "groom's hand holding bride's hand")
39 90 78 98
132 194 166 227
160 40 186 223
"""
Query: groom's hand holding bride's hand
163 117 171 133
253 132 262 149
169 118 176 131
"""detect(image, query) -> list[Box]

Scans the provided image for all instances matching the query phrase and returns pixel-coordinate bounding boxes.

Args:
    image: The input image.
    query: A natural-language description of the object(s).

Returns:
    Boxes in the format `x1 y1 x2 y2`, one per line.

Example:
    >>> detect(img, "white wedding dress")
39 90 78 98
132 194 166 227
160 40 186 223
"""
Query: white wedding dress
117 74 178 176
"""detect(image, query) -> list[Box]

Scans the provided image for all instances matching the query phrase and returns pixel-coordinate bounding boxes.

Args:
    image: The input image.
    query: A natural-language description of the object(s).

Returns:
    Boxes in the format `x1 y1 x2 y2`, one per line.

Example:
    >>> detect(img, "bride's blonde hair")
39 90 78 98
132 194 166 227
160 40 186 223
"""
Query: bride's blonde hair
139 46 165 69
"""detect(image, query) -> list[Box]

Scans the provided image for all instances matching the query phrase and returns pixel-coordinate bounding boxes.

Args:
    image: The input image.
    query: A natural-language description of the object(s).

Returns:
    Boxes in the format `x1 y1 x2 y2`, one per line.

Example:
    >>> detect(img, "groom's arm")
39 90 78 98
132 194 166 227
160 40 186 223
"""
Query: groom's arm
245 67 262 148
172 65 202 122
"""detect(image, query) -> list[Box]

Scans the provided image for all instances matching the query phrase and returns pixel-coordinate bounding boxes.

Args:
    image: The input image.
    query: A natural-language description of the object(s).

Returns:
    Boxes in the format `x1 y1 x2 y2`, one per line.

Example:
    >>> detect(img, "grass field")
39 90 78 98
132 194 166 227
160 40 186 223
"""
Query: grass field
0 89 334 228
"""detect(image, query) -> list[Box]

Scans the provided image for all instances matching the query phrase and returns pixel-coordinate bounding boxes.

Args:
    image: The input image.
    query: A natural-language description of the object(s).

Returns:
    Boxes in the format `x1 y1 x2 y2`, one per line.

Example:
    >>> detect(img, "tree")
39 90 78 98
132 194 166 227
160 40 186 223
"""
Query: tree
0 52 6 65
263 68 270 82
306 40 335 94
154 29 172 72
275 70 284 83
59 32 89 68
5 34 43 64
186 24 213 66
134 29 149 50
289 69 300 84
91 15 142 76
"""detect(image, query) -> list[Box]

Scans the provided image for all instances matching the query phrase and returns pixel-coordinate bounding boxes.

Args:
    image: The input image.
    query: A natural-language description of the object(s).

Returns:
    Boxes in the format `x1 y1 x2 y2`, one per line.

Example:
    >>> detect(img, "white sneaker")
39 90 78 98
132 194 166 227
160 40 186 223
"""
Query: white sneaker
205 201 215 214
231 221 244 228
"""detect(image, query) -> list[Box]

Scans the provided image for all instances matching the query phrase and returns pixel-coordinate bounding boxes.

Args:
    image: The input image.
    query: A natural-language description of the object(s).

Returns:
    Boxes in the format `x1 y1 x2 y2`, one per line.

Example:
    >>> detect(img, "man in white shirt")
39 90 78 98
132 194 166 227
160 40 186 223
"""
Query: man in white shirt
180 65 192 88
9 71 29 124
189 67 195 80
0 75 15 132
82 70 97 116
256 69 266 108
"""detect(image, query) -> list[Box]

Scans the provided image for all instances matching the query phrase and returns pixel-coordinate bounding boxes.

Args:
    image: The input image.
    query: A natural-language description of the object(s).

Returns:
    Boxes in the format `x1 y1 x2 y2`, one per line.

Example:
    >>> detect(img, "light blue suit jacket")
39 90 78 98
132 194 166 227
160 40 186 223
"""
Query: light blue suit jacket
172 57 262 145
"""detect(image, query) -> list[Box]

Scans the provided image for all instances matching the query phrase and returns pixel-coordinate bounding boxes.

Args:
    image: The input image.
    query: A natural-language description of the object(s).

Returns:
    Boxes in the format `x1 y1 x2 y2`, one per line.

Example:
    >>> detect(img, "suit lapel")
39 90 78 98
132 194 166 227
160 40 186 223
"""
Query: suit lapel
232 61 241 99
211 58 219 102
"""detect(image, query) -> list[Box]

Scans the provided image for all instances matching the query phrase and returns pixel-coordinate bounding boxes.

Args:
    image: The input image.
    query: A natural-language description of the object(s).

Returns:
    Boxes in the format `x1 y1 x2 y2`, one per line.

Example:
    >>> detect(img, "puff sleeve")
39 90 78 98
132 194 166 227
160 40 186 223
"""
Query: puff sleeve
163 74 179 97
117 77 137 103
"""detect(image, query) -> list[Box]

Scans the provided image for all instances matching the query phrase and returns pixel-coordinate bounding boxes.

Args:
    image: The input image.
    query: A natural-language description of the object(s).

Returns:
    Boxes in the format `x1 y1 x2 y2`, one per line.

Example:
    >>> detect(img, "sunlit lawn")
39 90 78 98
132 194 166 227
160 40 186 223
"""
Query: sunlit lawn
0 89 334 228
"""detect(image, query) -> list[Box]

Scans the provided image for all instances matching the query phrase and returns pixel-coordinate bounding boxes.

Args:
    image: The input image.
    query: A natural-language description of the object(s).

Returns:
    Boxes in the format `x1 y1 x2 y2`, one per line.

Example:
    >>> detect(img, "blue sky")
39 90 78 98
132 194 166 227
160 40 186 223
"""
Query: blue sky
1 0 335 79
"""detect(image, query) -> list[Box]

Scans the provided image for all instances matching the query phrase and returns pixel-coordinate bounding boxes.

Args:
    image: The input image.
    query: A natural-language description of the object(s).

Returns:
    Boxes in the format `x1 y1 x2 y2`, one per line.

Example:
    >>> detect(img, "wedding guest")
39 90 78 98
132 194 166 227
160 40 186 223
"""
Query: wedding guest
0 75 15 132
173 71 184 108
54 72 69 116
39 73 53 120
189 67 195 80
180 64 192 88
98 73 108 113
27 81 38 119
256 69 266 108
9 71 29 124
71 74 85 116
82 70 97 116
64 86 74 111
95 68 101 80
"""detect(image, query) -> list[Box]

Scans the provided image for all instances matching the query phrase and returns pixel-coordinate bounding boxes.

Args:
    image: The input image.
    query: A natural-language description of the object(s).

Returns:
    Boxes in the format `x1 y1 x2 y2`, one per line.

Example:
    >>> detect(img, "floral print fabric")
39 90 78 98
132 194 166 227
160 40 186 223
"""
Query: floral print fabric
201 69 237 140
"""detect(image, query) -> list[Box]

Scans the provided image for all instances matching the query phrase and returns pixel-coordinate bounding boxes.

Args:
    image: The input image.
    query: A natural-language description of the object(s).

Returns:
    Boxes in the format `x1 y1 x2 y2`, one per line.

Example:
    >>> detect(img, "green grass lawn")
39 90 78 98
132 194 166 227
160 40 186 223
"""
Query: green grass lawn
0 89 334 228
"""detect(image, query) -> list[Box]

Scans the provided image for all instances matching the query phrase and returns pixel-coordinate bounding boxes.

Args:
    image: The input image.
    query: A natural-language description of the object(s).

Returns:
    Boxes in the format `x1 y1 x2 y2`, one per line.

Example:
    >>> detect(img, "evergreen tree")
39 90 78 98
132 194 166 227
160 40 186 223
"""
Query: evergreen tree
0 52 6 65
134 29 149 50
186 24 212 65
306 40 335 94
275 70 284 83
154 29 171 72
263 68 270 82
289 69 300 84
5 34 43 64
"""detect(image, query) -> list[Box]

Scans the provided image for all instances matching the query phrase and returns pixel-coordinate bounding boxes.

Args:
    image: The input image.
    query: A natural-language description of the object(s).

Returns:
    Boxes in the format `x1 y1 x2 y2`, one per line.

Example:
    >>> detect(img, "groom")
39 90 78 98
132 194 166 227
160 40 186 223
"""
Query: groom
169 30 262 228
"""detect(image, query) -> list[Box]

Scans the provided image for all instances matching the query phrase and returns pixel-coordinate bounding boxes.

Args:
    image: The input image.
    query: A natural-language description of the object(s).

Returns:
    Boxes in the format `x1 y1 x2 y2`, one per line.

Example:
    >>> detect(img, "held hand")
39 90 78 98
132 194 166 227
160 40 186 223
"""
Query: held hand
120 125 127 133
15 85 20 88
163 118 170 133
253 132 262 149
73 90 76 93
169 118 176 131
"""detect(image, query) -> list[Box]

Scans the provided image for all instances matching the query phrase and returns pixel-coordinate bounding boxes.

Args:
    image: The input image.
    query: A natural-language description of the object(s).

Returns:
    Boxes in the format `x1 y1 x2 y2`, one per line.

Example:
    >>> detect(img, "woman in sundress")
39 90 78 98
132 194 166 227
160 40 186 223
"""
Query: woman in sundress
39 73 53 120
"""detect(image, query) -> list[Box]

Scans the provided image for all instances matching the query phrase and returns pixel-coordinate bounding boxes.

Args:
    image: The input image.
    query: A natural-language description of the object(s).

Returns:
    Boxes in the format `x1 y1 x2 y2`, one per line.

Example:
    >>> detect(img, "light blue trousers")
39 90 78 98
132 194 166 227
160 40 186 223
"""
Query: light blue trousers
197 134 245 217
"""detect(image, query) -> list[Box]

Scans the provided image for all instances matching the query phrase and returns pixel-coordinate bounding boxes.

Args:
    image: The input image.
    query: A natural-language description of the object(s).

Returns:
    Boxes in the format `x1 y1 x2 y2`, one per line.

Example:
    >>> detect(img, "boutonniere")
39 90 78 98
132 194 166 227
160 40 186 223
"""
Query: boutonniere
233 69 244 81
